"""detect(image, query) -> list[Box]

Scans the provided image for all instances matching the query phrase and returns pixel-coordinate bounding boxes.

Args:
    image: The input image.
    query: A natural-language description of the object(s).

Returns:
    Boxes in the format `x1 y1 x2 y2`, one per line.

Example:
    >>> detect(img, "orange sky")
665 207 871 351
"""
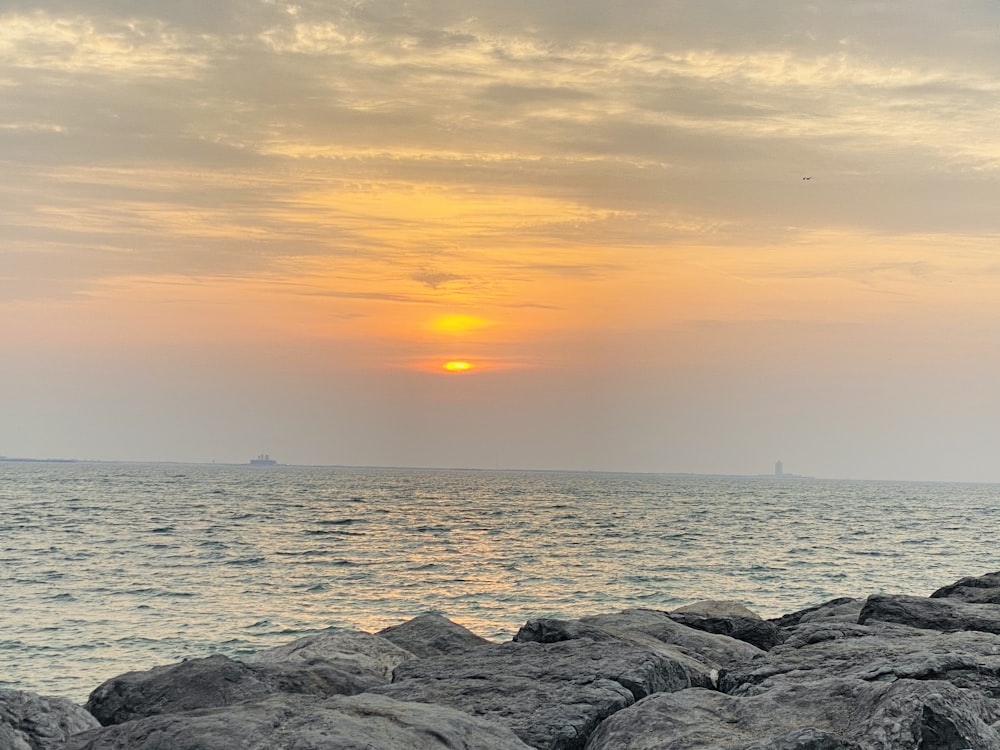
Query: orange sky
4 2 1000 479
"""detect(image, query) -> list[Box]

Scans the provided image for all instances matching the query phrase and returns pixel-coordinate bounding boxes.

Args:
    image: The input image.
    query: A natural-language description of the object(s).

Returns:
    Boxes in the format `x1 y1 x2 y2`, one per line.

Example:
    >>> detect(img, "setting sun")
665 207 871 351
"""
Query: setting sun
442 360 474 373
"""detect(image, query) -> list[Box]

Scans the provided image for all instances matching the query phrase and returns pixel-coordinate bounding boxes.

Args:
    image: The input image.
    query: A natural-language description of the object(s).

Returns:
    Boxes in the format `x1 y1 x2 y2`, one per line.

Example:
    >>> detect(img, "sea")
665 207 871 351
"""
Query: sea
1 461 997 704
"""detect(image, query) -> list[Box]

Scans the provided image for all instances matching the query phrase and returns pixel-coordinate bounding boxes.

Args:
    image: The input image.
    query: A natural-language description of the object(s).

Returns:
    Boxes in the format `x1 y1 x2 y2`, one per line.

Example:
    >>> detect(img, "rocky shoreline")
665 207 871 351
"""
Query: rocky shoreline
8 572 1000 749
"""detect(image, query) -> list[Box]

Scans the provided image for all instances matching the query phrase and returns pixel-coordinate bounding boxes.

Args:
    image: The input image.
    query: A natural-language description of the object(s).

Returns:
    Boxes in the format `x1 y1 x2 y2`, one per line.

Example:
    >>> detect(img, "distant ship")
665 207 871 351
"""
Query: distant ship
249 454 278 466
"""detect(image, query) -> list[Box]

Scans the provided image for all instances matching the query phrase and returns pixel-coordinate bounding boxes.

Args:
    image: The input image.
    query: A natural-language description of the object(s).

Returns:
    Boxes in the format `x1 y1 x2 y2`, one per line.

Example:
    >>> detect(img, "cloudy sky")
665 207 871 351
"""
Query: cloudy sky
3 1 1000 480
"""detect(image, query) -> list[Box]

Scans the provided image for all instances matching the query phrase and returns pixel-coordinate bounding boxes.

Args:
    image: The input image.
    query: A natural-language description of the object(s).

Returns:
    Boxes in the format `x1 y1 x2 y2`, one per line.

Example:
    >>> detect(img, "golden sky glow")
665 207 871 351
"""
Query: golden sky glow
429 315 491 336
4 2 1000 480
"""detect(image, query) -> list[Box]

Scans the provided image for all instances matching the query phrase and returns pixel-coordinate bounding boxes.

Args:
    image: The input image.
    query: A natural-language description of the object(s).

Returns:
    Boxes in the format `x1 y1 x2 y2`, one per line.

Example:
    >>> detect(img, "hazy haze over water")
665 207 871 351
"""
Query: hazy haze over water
2 461 996 704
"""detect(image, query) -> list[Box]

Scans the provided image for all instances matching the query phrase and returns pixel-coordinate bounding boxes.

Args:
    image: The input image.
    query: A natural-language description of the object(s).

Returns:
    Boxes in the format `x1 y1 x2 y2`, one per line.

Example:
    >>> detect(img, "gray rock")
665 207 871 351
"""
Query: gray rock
373 637 709 750
673 600 762 619
0 725 29 750
516 608 763 673
768 597 861 629
721 626 1000 698
859 592 1000 634
0 689 99 750
85 628 416 726
87 654 313 725
514 616 716 685
584 677 1000 750
667 611 785 651
67 692 533 750
376 612 491 658
739 728 863 750
243 627 415 680
931 571 1000 604
779 618 917 650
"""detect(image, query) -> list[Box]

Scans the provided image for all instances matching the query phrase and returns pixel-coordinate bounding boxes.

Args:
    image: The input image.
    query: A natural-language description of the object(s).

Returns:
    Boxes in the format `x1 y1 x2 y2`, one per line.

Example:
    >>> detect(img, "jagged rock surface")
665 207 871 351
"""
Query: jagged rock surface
667 611 785 651
859 592 1000 634
373 637 710 750
86 628 414 726
722 623 1000 698
585 677 1000 750
931 572 1000 603
376 612 491 658
673 600 762 619
767 597 862 629
67 693 533 750
0 689 99 750
242 627 415 679
515 607 763 672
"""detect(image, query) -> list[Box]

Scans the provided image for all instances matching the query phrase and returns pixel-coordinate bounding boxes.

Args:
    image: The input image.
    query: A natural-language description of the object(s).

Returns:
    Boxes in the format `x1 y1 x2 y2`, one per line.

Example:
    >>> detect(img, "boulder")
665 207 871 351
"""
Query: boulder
931 572 1000 604
859 593 1000 634
373 637 709 750
667 612 784 651
86 628 414 726
585 677 1000 750
768 598 862 629
720 625 1000 699
516 608 763 673
673 600 762 619
86 654 360 726
779 617 917 650
0 689 99 750
243 627 414 680
376 613 491 658
66 692 532 750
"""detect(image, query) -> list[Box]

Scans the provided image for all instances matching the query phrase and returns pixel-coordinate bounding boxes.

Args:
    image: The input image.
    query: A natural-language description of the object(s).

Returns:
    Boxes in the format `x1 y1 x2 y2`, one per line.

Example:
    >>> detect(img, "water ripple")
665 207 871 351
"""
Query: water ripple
2 463 998 703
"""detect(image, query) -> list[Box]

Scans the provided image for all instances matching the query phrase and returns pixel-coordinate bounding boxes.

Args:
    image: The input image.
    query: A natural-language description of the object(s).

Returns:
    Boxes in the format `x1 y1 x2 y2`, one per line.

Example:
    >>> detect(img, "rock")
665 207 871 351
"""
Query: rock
768 598 862 629
0 689 99 750
88 654 332 725
373 637 708 750
85 631 411 726
376 612 491 658
243 627 414 680
584 677 1000 750
66 692 533 750
516 608 763 673
778 617 916 650
673 600 762 619
664 600 783 651
739 728 863 750
859 593 1000 634
931 571 1000 604
667 612 785 651
720 625 1000 699
514 616 716 685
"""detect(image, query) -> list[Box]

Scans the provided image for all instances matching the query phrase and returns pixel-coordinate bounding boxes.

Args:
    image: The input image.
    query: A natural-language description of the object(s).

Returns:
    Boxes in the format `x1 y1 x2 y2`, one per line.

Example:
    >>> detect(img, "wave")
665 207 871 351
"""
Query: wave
224 556 266 566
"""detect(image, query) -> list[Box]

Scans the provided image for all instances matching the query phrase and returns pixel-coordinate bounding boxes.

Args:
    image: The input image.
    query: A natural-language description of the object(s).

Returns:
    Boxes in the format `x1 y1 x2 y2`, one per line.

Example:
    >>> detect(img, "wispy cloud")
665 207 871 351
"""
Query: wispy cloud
5 0 1000 312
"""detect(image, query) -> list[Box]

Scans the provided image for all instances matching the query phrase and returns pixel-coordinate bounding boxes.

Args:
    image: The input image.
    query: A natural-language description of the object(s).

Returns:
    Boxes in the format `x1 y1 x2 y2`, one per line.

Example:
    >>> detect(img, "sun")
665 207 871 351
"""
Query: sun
442 360 474 373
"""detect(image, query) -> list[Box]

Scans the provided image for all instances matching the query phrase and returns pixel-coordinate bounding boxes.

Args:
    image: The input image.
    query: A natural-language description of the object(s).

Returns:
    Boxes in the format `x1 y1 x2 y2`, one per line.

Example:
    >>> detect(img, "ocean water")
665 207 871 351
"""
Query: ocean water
1 461 997 704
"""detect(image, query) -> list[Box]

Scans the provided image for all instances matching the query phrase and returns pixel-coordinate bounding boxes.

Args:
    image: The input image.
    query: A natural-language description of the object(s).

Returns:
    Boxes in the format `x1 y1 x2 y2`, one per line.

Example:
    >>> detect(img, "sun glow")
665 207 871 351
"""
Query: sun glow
430 315 490 336
442 360 474 372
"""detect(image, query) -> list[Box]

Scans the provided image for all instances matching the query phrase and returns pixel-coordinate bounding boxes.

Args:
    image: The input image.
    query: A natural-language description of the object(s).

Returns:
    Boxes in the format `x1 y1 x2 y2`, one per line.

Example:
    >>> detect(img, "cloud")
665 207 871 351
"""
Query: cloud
410 269 465 289
4 0 1000 307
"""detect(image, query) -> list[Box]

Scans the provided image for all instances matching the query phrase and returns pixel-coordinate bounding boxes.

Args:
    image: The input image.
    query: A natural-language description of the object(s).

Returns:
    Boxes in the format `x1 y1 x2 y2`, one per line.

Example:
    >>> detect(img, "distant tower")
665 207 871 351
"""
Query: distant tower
774 460 784 477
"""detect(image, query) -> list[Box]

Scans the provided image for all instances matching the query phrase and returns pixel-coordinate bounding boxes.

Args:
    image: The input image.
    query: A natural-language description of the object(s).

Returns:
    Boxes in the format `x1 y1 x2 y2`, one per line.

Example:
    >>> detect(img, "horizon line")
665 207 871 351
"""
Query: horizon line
1 455 995 486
